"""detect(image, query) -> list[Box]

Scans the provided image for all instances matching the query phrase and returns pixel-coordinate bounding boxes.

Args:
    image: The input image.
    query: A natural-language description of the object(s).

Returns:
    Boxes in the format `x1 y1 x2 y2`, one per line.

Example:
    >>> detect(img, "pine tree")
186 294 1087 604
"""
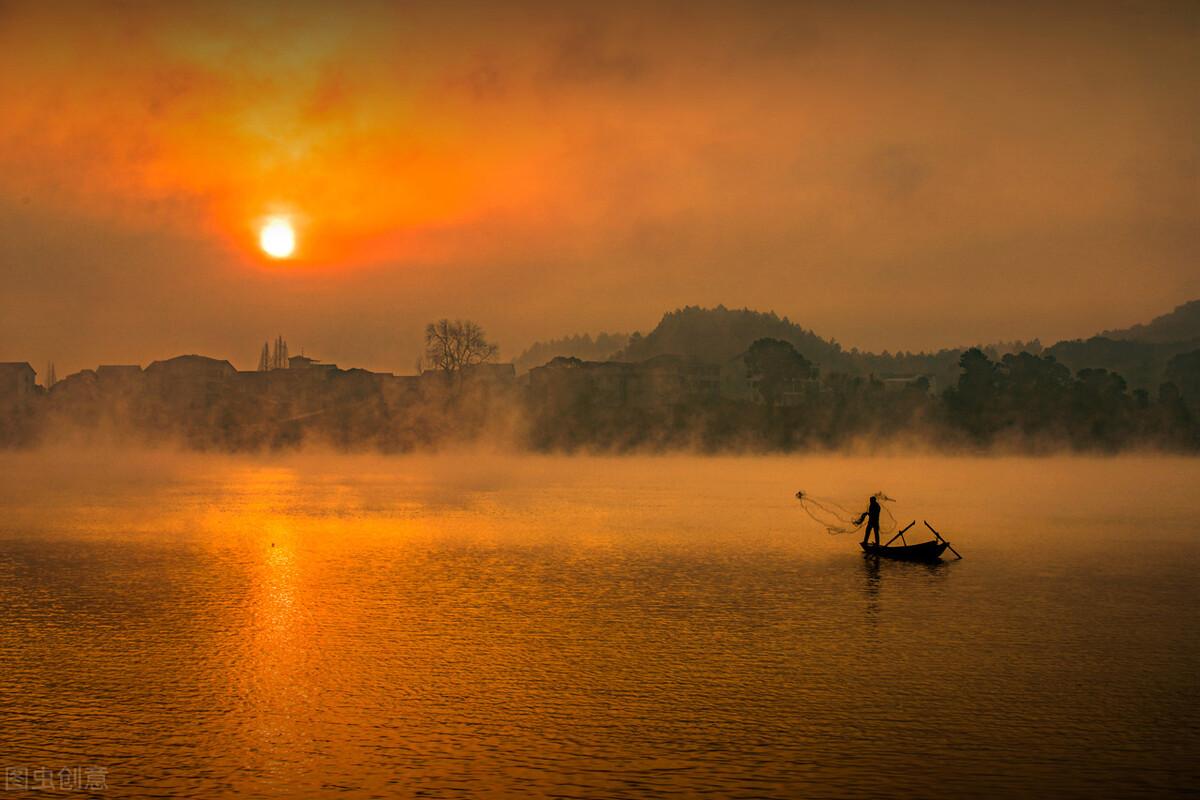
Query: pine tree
257 342 270 371
46 362 57 388
269 336 290 369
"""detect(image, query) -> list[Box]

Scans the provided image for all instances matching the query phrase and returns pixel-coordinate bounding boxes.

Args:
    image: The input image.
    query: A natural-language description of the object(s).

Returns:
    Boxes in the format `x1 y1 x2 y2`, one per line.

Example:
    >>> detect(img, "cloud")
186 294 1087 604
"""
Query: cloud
0 0 1196 375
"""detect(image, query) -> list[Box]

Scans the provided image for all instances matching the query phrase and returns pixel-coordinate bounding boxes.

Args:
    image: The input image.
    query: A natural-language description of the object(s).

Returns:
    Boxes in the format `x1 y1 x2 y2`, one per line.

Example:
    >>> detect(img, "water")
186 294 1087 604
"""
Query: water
1 451 1197 798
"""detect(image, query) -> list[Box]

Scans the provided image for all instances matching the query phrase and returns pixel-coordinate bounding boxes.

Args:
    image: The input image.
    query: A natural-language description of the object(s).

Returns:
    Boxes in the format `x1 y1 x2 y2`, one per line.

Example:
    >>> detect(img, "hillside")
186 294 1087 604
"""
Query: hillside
1045 336 1200 392
1101 299 1200 343
516 300 1200 393
609 306 1032 387
614 306 857 372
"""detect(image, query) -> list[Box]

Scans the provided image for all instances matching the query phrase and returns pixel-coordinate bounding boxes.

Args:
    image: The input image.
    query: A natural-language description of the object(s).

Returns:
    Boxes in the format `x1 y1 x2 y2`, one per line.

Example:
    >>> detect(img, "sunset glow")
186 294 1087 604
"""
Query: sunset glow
0 0 1195 378
1 4 1198 798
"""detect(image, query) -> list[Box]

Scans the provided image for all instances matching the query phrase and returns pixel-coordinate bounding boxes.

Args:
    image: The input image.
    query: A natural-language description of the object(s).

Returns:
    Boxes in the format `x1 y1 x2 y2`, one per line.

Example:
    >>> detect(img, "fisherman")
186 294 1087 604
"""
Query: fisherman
855 495 882 547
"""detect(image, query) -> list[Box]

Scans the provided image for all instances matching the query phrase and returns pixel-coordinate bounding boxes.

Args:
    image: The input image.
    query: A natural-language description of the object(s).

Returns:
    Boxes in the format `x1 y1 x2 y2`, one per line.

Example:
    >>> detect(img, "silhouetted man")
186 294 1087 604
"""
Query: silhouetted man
856 495 881 547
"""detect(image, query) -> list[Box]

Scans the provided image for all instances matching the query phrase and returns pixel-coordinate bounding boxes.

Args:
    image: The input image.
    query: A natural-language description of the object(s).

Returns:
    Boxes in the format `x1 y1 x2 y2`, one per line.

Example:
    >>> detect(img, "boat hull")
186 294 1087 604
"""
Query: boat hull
861 539 949 562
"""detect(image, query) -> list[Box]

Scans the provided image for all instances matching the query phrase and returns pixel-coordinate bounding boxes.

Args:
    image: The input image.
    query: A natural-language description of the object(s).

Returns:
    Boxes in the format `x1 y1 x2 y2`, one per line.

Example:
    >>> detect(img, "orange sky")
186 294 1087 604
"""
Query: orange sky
1 0 1197 375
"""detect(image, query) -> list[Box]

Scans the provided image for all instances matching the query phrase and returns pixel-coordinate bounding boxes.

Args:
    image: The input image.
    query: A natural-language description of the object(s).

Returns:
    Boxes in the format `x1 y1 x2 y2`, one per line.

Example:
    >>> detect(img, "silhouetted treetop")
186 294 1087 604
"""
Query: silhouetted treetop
744 338 816 407
423 319 498 374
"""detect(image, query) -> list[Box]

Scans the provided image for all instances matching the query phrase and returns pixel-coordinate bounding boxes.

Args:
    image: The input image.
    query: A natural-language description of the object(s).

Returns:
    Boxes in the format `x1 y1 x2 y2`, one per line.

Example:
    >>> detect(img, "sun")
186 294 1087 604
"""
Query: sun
259 218 296 259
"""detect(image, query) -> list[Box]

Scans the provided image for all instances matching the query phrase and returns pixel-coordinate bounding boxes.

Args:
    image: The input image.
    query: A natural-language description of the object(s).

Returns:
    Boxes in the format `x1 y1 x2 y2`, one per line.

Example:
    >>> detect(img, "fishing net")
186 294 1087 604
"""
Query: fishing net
794 490 898 536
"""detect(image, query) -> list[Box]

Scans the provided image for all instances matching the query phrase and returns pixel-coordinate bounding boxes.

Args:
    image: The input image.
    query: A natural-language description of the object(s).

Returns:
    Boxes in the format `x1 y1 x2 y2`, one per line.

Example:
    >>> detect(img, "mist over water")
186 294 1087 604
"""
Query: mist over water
1 451 1197 798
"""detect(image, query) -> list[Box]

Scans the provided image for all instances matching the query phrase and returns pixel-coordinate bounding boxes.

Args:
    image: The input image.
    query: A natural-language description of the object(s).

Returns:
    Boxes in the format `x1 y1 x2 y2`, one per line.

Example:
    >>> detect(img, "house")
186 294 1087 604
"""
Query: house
0 362 37 404
144 355 236 406
145 355 236 381
288 355 337 373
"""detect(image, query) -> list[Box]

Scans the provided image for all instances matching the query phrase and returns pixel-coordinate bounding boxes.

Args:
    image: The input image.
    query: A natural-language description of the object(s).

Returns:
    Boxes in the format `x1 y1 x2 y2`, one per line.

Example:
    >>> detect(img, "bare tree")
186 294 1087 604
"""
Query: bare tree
423 319 498 374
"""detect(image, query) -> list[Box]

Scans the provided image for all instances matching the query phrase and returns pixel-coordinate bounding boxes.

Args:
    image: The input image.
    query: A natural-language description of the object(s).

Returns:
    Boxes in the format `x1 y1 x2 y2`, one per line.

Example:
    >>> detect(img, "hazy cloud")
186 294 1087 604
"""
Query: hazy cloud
0 0 1196 377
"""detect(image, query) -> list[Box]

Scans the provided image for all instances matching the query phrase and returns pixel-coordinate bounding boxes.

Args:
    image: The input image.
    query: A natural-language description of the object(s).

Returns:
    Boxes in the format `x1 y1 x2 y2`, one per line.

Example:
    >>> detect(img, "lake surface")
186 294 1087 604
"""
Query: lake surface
1 451 1197 798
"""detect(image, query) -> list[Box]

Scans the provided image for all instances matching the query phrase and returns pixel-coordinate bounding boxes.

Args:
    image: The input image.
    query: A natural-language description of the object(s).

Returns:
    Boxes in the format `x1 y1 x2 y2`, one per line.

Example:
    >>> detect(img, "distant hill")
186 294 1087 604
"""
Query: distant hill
614 306 857 371
1101 300 1200 344
1039 299 1200 391
514 332 628 373
1044 336 1200 392
519 300 1200 393
608 305 1028 389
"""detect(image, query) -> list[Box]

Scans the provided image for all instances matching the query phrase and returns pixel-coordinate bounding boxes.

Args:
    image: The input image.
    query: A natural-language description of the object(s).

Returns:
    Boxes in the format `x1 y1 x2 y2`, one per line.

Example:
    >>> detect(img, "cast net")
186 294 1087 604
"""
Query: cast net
794 490 897 536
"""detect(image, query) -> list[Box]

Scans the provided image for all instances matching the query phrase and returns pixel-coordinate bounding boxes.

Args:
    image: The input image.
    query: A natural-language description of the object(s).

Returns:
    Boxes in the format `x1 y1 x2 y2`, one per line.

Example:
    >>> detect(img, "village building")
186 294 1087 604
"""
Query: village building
0 362 38 405
144 355 237 408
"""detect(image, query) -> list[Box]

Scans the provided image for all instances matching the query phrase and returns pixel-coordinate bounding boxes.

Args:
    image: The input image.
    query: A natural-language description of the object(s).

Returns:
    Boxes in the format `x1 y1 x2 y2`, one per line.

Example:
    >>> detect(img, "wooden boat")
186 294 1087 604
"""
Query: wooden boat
861 539 949 561
859 520 960 562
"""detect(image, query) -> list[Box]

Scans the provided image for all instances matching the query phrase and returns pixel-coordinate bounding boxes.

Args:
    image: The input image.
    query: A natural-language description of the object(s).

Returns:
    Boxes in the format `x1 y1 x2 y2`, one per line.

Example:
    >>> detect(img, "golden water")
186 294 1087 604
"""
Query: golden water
1 452 1197 797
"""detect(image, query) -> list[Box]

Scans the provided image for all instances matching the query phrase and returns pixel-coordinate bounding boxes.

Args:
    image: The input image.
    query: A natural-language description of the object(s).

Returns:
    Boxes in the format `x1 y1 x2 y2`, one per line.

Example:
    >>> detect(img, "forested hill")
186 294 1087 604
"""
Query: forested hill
613 306 857 372
1101 300 1200 343
1044 337 1200 392
516 301 1200 392
1045 299 1200 391
607 306 1028 387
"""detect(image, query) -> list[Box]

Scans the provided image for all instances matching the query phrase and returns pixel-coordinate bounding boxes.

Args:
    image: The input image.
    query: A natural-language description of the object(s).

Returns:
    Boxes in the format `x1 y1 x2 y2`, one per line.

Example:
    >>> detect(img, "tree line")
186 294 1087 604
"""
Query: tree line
6 314 1199 453
527 339 1200 453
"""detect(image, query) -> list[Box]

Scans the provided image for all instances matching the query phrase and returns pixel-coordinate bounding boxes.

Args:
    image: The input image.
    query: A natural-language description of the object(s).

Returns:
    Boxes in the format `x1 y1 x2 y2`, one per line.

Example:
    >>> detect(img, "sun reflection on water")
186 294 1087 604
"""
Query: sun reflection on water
1 453 1198 798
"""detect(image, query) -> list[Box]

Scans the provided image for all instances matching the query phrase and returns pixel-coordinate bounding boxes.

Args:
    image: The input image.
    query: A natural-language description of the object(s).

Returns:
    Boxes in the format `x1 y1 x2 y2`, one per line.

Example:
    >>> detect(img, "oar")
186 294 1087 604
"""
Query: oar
924 520 962 559
884 520 916 547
